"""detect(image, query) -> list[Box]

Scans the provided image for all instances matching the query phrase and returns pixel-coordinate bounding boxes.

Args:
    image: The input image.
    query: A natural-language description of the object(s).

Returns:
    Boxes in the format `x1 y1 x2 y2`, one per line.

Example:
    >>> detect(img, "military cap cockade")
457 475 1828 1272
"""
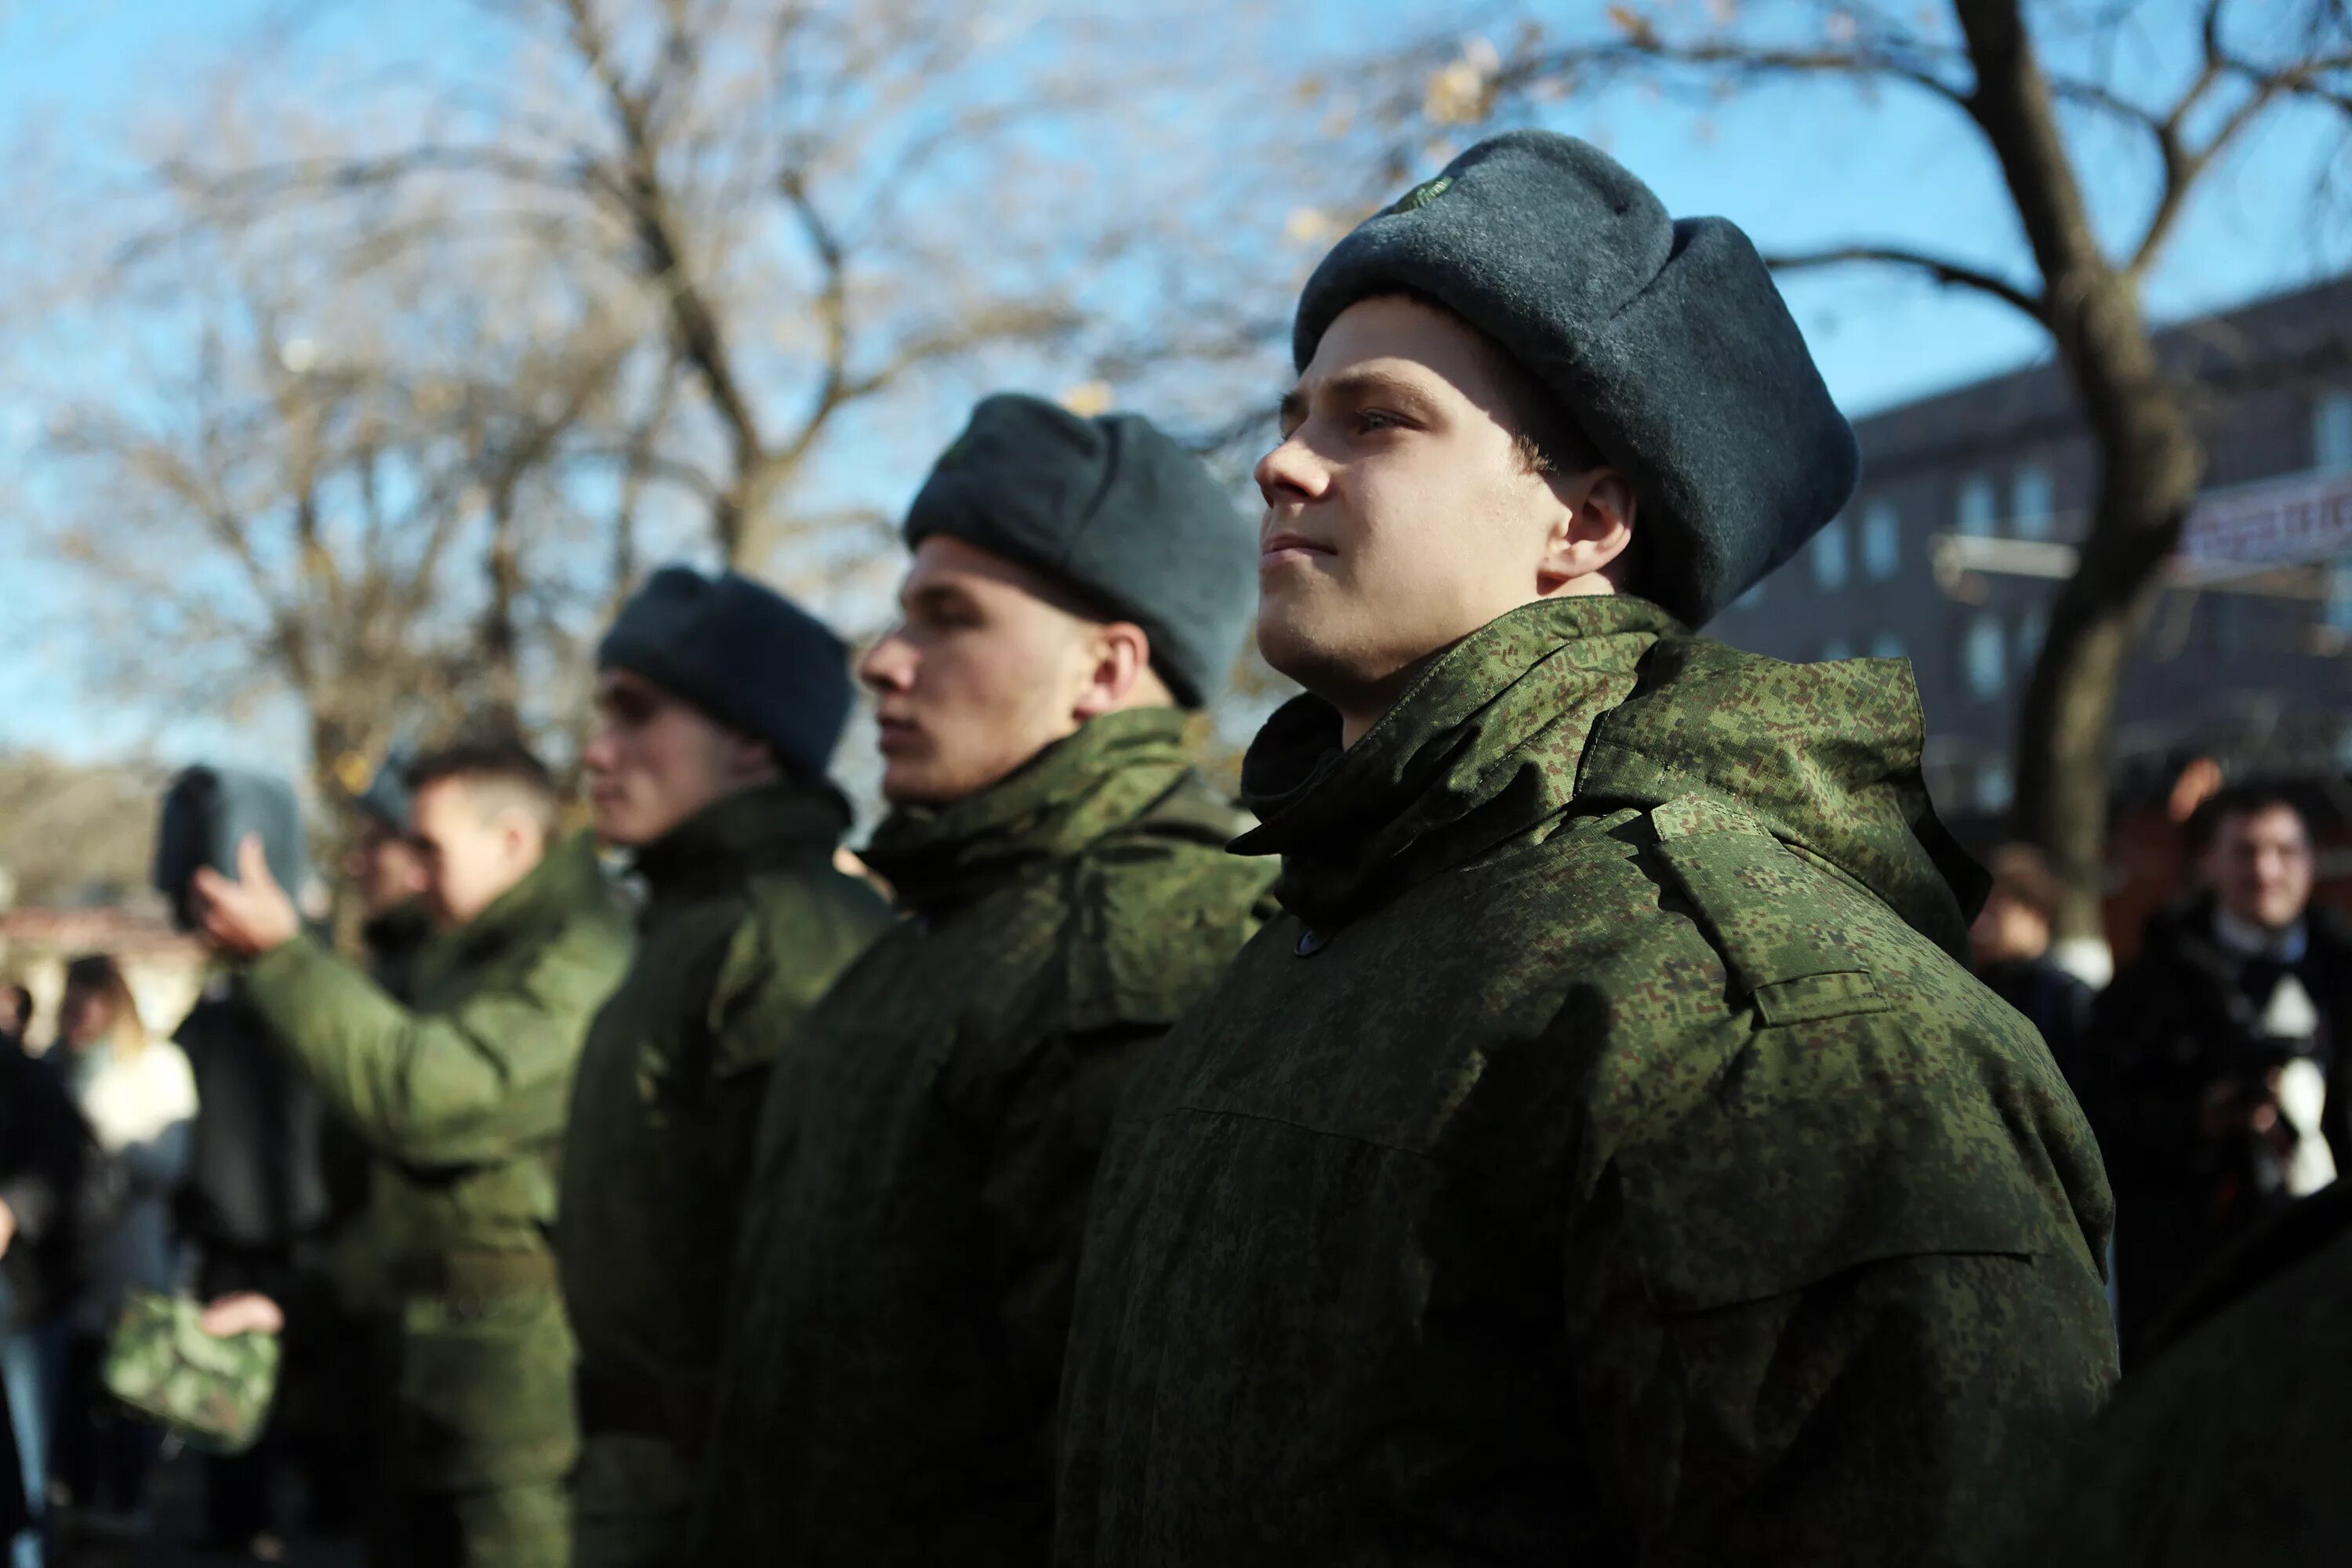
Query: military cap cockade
599 565 855 782
903 394 1256 708
1294 129 1860 629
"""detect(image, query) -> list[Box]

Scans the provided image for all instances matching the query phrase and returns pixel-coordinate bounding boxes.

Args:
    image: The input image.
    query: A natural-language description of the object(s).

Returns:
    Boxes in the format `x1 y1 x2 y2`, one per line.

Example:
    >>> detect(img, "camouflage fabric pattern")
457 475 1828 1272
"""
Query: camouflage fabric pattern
688 708 1277 1568
102 1287 281 1456
559 781 891 1568
1056 596 2118 1568
241 833 632 1508
2023 1191 2352 1566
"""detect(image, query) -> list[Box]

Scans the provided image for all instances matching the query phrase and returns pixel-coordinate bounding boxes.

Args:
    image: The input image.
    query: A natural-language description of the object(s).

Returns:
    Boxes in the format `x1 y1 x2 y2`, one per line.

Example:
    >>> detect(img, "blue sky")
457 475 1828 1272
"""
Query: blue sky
3 0 2346 775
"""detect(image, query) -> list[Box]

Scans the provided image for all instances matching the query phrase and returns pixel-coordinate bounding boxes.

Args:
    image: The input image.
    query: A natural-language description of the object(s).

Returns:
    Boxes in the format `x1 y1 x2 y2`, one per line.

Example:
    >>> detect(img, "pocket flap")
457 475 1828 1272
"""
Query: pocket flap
1649 793 1889 1025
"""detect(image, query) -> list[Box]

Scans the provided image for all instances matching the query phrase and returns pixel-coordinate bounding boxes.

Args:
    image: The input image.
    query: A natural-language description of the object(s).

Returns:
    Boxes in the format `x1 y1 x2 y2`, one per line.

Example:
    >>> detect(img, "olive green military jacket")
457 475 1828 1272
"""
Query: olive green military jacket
242 834 632 1490
688 709 1277 1567
1055 597 2118 1568
557 785 890 1532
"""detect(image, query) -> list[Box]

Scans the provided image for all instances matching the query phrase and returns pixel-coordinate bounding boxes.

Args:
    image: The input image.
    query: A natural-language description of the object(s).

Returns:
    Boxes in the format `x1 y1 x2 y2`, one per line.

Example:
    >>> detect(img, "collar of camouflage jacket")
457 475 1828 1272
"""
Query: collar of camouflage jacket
630 779 852 898
1237 593 1984 954
862 706 1195 915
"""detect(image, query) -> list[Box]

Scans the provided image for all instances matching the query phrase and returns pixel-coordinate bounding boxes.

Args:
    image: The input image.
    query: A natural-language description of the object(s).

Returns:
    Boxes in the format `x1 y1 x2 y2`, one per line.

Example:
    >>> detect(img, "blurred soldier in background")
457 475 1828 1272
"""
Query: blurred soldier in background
2087 784 2352 1363
688 394 1273 1566
191 739 632 1568
559 567 891 1568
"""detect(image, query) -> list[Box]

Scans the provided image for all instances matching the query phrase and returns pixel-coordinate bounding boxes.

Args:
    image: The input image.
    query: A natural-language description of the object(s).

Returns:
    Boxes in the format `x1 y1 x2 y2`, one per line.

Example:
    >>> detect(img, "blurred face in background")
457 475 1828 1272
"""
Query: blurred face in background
60 982 114 1051
2206 803 2315 933
408 776 550 927
343 818 430 919
859 535 1165 808
1970 886 2052 967
583 668 779 849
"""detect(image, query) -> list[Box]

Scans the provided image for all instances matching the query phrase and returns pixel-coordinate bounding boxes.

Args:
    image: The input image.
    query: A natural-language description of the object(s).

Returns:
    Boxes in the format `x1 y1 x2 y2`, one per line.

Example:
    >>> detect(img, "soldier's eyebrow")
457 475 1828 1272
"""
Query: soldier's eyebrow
904 582 982 619
1276 385 1308 434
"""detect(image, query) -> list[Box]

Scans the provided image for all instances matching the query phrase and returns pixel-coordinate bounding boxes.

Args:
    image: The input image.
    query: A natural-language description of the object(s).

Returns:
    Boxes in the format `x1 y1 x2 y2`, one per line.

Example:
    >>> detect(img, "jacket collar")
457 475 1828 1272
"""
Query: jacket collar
862 707 1194 916
1236 597 1679 930
629 780 851 898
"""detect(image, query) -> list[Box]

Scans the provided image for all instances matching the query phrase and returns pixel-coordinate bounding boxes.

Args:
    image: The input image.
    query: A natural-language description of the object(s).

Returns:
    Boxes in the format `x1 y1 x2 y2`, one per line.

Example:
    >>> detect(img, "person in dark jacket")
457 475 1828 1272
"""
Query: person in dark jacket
2025 1178 2352 1563
1973 844 2096 1094
560 568 891 1568
1 1027 89 1568
162 771 326 1556
686 396 1274 1566
2086 783 2352 1363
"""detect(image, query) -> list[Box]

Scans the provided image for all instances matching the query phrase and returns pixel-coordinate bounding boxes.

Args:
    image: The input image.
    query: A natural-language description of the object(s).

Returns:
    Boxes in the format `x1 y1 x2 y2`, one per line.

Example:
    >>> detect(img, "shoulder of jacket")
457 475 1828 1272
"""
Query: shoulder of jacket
1639 791 1900 1029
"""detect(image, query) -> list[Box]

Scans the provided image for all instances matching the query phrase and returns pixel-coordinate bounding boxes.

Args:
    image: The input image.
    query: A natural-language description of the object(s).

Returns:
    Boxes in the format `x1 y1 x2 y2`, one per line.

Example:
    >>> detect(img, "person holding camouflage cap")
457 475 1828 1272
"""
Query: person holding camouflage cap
1053 131 2118 1568
686 394 1277 1566
191 739 632 1568
558 567 891 1568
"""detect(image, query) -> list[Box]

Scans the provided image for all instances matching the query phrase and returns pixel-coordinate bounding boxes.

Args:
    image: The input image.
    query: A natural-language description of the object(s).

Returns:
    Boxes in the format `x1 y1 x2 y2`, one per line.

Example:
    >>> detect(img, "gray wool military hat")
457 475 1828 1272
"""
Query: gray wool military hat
599 565 855 782
902 394 1256 708
1293 129 1859 629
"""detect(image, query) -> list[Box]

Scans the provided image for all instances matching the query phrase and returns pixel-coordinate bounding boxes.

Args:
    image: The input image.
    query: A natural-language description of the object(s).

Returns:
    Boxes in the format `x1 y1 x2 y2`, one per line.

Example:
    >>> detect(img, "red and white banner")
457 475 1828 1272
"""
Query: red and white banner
2179 468 2352 567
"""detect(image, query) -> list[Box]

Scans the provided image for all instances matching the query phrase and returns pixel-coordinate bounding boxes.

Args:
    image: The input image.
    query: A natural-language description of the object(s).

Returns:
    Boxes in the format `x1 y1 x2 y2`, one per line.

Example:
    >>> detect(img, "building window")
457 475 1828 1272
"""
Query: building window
2013 464 2054 540
1861 499 1900 579
1869 632 1907 661
2016 603 2049 667
1958 474 2000 538
1813 515 1849 590
1820 637 1853 662
1965 613 2007 699
1975 758 2014 815
2317 390 2352 473
2328 565 2352 633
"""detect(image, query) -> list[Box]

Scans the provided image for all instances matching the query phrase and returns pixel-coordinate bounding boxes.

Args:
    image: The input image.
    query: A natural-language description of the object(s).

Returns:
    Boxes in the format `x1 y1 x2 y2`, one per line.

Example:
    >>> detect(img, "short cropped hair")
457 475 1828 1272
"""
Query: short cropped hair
406 737 562 839
2187 782 2309 853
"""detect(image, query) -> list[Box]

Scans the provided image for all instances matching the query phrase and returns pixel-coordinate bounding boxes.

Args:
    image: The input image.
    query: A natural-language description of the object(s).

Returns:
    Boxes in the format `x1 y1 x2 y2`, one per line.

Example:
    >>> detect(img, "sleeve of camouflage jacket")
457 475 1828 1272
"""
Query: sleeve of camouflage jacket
241 932 612 1170
1568 1014 2119 1564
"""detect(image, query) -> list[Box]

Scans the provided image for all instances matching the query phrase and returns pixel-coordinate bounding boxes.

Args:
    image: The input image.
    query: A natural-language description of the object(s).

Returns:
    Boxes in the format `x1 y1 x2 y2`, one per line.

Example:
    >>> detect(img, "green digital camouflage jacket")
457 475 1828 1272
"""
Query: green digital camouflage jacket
2024 1185 2352 1566
241 834 632 1492
559 782 891 1566
688 708 1277 1567
1055 596 2118 1568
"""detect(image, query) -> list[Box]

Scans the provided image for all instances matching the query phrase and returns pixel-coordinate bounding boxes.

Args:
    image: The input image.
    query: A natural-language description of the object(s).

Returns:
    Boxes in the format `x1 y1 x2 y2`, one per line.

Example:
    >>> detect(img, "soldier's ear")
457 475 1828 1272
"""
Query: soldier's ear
1537 468 1636 597
1070 621 1157 721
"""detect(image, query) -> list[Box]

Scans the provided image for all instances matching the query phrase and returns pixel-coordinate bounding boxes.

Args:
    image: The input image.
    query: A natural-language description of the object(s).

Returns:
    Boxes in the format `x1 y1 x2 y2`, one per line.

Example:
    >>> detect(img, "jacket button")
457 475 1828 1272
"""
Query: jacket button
1295 927 1327 957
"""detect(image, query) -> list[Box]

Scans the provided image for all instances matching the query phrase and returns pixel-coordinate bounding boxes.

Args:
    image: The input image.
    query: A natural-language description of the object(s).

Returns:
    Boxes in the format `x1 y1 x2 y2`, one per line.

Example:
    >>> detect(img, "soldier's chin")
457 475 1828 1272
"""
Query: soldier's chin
1256 604 1350 691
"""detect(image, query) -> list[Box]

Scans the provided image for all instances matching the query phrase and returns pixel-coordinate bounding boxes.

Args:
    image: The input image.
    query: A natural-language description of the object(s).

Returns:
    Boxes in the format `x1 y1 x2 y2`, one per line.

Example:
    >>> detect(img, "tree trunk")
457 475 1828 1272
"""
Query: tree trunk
481 487 525 730
1953 0 2206 942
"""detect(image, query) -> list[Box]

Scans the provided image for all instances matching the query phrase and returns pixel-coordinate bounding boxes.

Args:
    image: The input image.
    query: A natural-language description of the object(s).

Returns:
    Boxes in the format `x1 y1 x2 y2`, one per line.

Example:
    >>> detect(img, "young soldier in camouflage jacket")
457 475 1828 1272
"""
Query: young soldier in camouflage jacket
1053 131 2118 1568
194 741 631 1568
687 394 1276 1566
559 567 890 1568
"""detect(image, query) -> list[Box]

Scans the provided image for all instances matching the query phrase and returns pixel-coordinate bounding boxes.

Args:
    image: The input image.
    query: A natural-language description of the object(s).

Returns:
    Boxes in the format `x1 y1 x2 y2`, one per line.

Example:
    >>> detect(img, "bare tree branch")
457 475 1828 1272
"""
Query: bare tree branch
1764 244 2049 322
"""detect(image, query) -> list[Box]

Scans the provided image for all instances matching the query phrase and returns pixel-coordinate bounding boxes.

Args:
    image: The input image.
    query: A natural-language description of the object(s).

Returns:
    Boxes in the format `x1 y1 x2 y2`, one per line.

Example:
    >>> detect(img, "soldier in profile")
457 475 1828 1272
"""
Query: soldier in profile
688 394 1274 1566
1053 131 2118 1567
193 739 630 1568
559 567 890 1567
